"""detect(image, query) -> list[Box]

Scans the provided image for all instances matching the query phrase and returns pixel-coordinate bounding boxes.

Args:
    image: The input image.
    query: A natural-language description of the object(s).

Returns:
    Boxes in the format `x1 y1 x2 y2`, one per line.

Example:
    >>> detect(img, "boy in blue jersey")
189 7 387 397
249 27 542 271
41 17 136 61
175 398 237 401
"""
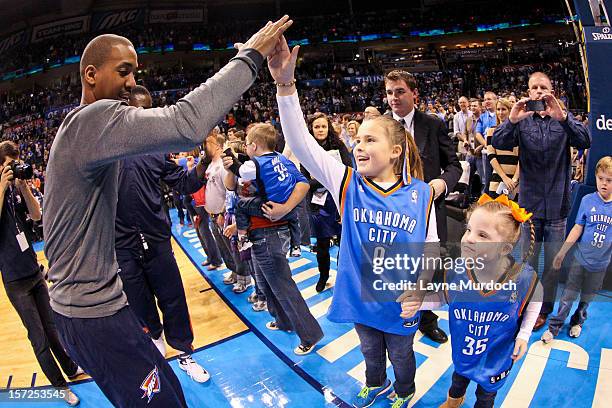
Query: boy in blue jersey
543 156 612 342
230 123 307 252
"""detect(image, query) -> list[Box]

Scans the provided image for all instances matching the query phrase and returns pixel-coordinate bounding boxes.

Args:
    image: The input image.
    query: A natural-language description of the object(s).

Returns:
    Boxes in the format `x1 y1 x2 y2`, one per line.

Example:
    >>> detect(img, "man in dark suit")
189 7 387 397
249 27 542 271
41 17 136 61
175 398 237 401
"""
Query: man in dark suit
385 70 462 343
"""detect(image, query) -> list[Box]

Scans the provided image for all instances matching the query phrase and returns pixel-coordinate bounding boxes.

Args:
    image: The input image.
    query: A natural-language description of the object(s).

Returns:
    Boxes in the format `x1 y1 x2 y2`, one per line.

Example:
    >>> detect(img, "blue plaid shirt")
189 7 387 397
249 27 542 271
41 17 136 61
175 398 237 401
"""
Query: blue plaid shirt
492 112 590 219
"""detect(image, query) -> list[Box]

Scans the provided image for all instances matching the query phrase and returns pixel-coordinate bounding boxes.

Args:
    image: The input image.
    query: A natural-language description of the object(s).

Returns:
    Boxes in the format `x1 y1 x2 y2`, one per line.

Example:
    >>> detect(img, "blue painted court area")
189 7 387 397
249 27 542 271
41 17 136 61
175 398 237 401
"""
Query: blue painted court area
172 208 611 408
0 331 327 408
2 209 610 407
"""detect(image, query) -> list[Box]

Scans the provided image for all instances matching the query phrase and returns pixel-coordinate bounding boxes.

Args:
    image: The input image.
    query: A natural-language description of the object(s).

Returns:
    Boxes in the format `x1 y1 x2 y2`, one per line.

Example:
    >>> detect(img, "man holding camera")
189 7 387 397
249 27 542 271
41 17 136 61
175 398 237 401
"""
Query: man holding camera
0 141 80 406
492 71 591 329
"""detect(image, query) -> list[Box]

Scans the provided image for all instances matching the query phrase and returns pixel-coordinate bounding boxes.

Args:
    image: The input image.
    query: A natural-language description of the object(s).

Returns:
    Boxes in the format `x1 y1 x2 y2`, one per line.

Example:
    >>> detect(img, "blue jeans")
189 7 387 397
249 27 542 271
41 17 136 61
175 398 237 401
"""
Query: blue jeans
297 197 312 246
473 154 485 194
209 214 247 276
182 195 196 224
354 323 416 398
249 257 266 301
548 257 606 335
448 371 497 408
522 217 567 315
481 153 492 194
249 226 323 345
194 206 223 266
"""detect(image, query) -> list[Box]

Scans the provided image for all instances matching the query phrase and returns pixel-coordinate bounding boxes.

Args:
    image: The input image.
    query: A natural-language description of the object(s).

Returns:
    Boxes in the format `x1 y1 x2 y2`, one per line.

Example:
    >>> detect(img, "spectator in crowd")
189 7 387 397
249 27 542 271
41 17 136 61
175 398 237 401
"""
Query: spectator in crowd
486 98 519 197
475 91 498 193
492 71 591 329
204 133 253 293
454 96 472 158
543 156 612 343
363 106 381 121
304 113 352 292
0 141 82 406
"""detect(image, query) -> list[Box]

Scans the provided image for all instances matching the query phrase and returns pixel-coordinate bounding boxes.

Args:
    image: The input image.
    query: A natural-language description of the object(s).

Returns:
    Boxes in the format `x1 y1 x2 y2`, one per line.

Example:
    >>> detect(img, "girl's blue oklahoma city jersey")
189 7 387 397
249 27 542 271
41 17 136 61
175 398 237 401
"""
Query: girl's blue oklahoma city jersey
327 168 434 335
445 262 537 392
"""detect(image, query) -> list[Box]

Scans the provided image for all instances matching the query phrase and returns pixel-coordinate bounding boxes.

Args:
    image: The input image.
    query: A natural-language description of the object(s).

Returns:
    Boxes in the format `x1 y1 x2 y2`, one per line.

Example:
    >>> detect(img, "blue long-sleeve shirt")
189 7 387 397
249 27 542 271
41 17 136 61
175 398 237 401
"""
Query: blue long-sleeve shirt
116 154 204 250
492 112 590 219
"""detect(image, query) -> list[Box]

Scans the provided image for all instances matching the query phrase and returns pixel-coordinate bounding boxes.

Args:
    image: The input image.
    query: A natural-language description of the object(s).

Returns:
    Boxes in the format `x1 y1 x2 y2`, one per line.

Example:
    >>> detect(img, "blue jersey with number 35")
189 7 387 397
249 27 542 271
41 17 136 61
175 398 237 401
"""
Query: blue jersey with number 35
445 262 537 392
574 192 612 272
252 152 306 203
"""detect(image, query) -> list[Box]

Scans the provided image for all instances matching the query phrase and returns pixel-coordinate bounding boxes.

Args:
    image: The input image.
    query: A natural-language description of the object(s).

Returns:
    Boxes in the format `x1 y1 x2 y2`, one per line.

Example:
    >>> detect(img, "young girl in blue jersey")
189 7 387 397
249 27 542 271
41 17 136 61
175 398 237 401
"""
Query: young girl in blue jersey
270 37 439 408
403 194 543 408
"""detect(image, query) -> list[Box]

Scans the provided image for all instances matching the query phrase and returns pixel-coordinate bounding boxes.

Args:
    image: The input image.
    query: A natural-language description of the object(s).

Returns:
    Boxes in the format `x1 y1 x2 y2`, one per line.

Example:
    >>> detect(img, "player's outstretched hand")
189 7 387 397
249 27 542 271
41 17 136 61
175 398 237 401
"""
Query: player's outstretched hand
234 16 293 59
268 35 300 85
512 338 528 361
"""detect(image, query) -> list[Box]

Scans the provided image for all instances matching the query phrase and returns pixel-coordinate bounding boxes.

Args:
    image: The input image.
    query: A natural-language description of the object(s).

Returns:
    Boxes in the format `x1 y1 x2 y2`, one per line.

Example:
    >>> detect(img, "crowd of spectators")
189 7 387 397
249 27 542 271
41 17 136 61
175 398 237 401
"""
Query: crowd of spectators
0 41 587 196
0 3 565 77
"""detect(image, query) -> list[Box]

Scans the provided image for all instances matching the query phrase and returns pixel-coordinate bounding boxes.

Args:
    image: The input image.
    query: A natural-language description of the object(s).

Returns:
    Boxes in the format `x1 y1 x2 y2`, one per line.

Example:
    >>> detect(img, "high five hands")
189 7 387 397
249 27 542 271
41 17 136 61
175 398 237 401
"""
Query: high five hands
267 35 300 86
234 15 294 59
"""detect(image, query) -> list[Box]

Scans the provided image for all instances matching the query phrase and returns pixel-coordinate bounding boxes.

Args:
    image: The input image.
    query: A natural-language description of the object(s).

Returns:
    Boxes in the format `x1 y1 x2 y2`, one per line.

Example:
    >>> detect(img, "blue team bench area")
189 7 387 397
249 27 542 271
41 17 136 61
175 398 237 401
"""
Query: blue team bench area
2 208 610 408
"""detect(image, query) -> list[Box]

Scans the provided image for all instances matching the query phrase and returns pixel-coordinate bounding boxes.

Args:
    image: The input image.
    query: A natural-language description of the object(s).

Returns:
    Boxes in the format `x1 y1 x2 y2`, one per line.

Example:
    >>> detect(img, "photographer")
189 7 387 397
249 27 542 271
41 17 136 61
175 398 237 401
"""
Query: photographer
0 141 80 406
492 71 591 329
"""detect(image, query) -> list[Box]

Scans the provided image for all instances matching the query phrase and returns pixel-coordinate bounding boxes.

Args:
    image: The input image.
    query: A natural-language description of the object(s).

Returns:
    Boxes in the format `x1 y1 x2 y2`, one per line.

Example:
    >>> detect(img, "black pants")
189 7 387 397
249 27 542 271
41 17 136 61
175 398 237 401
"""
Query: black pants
172 191 185 224
54 306 187 408
449 371 497 408
117 240 194 354
182 195 197 224
209 214 248 276
4 271 78 388
316 238 331 275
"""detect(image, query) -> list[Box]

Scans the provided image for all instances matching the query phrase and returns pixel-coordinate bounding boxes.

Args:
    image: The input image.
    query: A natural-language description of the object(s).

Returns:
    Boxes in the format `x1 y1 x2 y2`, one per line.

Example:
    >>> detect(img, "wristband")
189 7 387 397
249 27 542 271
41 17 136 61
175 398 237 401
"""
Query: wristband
275 79 296 87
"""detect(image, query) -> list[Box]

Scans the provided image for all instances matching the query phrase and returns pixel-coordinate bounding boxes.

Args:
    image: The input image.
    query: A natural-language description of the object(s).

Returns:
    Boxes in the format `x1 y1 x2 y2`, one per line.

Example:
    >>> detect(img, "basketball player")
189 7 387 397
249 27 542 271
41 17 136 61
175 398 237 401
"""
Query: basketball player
116 85 209 382
44 17 293 407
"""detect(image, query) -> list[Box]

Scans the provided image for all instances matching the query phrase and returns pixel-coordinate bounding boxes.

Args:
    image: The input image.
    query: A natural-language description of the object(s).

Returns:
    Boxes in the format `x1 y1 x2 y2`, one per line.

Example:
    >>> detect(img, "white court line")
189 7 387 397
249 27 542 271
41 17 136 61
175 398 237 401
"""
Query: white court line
310 297 333 319
289 258 311 270
317 329 360 363
299 271 337 300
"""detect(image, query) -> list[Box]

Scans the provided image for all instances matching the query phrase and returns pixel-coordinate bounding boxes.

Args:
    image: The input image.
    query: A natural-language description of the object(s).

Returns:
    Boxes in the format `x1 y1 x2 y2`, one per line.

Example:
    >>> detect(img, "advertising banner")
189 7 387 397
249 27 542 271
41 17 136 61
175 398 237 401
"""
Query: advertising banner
31 15 89 43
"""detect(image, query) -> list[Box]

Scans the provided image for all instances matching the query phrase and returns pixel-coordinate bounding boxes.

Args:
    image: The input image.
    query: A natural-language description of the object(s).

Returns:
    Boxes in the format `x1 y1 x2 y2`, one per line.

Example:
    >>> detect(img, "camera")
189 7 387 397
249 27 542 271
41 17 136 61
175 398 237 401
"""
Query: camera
9 161 33 180
525 99 546 112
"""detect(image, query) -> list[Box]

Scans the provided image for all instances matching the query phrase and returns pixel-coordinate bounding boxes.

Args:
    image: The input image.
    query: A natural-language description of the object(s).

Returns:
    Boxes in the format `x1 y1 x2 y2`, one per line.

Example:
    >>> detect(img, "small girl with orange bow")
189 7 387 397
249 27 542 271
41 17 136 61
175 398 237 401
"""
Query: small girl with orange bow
400 194 543 408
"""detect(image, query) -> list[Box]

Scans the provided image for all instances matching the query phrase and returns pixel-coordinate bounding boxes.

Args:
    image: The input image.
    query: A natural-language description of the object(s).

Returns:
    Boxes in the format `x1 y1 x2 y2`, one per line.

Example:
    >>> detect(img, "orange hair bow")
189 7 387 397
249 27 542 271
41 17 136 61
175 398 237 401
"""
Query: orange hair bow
477 194 533 223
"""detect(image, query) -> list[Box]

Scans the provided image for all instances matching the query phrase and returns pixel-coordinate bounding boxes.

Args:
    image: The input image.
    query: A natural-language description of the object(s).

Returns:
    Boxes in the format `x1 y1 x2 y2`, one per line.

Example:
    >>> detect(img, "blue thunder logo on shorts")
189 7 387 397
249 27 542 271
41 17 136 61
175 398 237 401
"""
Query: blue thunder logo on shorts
445 262 538 392
140 366 161 403
327 168 434 335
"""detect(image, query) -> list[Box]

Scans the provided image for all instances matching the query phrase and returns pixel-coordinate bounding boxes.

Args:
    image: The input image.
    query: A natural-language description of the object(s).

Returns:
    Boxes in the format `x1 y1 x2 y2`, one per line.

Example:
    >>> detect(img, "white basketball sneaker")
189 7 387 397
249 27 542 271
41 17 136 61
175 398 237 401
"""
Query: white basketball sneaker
61 387 80 406
178 355 210 383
